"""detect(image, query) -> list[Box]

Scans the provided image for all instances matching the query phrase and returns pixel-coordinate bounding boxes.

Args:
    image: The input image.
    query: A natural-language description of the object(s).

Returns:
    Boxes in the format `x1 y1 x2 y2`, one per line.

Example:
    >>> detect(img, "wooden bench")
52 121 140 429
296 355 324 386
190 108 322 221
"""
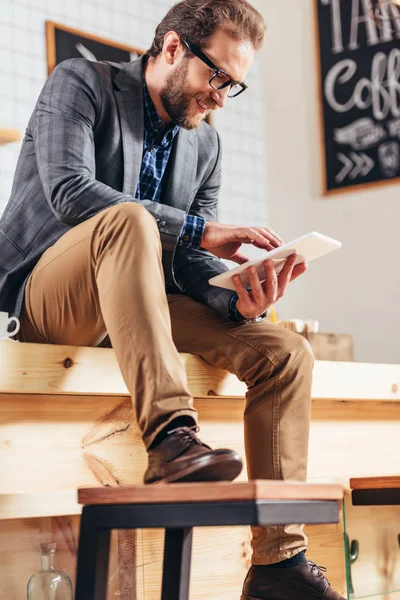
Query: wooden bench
1 339 400 599
350 476 400 506
75 481 343 600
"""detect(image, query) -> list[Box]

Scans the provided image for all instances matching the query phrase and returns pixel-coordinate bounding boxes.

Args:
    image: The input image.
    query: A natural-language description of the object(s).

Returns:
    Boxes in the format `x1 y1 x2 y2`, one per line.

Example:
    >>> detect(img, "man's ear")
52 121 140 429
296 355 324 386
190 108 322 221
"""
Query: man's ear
162 31 182 65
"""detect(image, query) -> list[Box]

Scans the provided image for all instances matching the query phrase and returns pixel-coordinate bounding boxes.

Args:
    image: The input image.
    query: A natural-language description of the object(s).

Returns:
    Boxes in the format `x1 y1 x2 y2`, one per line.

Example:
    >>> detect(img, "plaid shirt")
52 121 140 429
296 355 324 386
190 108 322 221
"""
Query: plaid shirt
135 79 205 248
136 77 247 323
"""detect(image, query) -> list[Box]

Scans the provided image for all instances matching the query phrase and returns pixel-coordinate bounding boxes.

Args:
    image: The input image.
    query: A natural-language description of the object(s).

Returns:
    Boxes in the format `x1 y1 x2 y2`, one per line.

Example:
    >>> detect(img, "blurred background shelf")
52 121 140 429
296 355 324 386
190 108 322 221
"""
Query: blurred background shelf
0 127 21 146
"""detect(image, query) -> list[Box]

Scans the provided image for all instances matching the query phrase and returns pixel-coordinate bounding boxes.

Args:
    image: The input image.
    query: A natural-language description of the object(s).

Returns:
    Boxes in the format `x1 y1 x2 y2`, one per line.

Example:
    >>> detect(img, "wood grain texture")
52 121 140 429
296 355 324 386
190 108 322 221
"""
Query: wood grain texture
0 515 347 599
118 531 137 600
2 395 399 507
0 515 122 600
0 490 81 520
350 476 400 490
1 341 399 599
1 340 400 401
78 480 343 506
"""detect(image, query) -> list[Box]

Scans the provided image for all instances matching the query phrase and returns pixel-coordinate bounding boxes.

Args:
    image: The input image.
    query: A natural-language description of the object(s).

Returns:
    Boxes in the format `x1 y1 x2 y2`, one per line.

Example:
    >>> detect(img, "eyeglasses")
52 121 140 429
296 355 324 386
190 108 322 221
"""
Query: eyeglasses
182 39 248 98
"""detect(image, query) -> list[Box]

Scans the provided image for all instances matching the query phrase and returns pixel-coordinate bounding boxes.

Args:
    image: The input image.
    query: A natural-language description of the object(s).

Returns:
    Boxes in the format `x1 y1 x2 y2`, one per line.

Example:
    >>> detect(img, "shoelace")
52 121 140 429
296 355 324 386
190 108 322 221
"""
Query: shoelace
167 426 202 446
308 562 330 584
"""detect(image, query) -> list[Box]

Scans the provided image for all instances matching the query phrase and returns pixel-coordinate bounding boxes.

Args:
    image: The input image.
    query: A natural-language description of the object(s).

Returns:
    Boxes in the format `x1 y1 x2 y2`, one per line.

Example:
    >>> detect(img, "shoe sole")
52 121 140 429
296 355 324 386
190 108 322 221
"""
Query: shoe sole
147 451 243 484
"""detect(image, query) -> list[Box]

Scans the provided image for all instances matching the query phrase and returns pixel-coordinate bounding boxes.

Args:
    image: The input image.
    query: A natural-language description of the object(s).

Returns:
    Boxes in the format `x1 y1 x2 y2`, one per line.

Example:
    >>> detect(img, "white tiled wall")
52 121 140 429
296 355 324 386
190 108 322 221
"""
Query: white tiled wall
0 0 268 235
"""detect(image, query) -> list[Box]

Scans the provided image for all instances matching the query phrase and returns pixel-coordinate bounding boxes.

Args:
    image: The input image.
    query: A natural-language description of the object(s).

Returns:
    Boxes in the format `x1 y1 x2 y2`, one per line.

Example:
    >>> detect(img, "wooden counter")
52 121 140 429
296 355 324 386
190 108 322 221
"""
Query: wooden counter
1 340 400 599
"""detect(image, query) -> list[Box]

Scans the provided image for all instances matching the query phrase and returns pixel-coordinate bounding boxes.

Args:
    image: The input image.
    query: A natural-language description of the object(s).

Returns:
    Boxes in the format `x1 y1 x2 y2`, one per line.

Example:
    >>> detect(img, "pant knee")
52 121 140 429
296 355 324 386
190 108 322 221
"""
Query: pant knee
276 329 314 373
236 328 314 387
101 203 159 237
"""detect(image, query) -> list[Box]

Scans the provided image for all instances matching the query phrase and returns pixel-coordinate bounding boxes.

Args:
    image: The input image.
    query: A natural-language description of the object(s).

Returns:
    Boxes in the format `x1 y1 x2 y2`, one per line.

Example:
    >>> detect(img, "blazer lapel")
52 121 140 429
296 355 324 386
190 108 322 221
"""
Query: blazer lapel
114 58 145 195
113 55 198 210
164 128 197 213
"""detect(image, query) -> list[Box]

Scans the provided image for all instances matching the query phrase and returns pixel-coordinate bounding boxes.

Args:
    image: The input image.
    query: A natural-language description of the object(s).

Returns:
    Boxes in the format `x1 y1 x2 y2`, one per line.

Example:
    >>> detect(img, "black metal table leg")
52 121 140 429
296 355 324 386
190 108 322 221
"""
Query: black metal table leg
161 528 193 600
75 508 111 600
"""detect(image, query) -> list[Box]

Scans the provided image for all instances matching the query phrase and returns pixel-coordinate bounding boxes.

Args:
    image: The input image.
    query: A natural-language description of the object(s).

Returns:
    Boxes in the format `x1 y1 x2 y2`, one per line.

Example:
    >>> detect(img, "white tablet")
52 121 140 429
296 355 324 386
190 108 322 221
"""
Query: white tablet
208 232 342 291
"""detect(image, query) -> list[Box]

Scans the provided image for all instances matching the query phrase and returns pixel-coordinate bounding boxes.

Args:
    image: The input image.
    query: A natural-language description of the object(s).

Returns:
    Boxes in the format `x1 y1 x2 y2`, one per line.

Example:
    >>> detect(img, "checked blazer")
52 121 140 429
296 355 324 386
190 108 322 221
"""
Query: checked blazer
0 55 234 319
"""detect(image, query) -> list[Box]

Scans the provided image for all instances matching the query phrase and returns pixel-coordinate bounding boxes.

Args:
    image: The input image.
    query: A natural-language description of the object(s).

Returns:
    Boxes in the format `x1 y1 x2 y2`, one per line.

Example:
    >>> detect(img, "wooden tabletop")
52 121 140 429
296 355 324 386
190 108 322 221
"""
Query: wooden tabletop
350 476 400 490
78 480 343 506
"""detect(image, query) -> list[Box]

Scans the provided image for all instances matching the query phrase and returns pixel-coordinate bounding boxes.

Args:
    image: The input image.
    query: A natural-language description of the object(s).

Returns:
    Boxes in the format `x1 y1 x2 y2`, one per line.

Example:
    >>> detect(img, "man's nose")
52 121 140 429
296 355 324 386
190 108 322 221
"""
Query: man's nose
210 87 229 108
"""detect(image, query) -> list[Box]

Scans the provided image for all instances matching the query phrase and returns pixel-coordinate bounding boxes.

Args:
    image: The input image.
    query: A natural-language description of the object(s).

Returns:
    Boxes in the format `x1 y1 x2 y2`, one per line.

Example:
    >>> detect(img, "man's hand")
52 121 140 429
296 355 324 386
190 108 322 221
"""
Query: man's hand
200 221 284 264
233 255 308 320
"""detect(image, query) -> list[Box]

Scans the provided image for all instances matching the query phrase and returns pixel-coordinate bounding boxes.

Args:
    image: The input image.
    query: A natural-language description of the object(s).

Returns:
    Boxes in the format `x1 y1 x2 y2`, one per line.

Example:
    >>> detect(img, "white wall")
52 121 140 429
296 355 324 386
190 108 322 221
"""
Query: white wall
258 0 400 364
0 0 268 225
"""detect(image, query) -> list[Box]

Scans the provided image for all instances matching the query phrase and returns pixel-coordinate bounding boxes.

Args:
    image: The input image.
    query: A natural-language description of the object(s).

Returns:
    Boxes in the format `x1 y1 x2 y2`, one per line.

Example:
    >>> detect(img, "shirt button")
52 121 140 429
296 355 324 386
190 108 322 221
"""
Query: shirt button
183 234 190 242
159 220 166 227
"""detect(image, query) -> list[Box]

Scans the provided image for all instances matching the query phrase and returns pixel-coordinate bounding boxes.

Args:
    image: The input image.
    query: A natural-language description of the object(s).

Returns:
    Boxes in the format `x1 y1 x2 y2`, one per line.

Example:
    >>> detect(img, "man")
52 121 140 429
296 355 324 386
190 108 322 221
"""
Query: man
0 1 345 598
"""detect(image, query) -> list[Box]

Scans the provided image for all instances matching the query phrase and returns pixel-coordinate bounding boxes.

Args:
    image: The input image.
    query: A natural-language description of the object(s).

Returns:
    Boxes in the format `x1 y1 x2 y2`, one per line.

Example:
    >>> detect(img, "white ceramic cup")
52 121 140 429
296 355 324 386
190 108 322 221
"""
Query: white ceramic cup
0 311 20 339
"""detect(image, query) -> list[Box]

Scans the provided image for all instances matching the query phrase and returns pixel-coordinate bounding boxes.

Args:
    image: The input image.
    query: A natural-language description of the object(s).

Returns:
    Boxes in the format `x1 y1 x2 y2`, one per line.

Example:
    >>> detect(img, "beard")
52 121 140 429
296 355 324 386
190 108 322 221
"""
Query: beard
160 59 216 130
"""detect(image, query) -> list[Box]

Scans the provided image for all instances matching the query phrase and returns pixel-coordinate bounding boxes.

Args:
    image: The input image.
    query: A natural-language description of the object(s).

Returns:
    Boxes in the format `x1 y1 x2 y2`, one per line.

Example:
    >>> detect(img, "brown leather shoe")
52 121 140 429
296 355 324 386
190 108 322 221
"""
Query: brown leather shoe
144 426 243 484
241 562 346 599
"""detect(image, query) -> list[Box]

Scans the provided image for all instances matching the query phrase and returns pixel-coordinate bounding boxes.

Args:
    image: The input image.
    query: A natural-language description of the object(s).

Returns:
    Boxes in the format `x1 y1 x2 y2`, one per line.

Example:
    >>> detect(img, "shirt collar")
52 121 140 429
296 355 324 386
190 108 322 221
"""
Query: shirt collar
142 75 180 144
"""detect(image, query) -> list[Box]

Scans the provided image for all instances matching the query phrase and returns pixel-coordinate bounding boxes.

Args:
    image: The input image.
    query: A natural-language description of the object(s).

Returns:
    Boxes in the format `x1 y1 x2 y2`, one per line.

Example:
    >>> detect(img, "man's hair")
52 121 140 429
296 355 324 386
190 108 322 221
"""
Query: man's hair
147 0 266 57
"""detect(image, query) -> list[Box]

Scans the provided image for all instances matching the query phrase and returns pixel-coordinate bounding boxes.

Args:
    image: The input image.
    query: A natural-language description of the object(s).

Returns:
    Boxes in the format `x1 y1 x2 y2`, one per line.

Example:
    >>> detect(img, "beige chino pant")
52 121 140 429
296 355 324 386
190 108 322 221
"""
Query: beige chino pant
17 203 313 564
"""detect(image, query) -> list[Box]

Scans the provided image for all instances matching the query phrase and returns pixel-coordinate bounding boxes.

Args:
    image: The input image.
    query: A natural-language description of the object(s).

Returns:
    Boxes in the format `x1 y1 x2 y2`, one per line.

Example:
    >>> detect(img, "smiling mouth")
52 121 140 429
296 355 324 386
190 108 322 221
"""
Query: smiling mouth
196 99 210 113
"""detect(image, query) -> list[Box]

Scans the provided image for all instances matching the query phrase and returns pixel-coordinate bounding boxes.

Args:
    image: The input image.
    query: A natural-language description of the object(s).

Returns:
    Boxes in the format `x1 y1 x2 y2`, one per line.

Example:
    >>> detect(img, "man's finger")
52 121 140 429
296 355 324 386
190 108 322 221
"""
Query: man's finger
234 228 274 251
276 254 297 297
259 228 284 247
263 260 278 304
232 274 250 303
290 262 308 282
231 253 251 265
248 266 264 303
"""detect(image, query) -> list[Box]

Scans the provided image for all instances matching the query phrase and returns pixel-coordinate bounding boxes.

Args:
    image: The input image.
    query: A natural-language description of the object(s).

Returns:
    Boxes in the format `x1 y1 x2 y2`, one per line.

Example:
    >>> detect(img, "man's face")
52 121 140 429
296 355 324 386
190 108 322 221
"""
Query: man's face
160 30 255 130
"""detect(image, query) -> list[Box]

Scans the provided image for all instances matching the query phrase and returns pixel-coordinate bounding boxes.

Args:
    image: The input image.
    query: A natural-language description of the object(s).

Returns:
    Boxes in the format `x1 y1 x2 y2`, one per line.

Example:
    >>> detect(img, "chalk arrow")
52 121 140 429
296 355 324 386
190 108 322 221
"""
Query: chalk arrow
360 153 374 176
349 152 374 179
336 152 375 183
336 153 353 183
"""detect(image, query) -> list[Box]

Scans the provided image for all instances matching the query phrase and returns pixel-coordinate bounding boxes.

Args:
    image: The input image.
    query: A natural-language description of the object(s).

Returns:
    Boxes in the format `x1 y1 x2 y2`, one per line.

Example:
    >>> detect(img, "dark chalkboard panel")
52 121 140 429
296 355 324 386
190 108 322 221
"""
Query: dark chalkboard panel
315 1 400 193
46 21 144 76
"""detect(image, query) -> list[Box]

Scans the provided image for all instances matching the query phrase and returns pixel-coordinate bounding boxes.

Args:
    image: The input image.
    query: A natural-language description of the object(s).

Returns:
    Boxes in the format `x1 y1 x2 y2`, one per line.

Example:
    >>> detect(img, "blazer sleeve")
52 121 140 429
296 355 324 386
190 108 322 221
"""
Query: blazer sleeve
172 130 237 319
32 59 186 250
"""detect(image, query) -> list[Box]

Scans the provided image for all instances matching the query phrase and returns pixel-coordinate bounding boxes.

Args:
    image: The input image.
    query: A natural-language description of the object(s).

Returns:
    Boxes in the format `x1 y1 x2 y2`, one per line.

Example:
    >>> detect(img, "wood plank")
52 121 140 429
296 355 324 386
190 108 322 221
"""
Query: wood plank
1 393 399 509
0 490 81 520
77 480 343 506
1 340 400 401
0 127 21 145
350 476 400 490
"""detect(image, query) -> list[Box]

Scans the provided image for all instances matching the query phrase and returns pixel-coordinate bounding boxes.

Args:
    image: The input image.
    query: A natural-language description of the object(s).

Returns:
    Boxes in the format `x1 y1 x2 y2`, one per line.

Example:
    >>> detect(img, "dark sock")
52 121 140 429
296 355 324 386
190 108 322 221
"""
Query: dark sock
255 551 307 569
149 416 197 449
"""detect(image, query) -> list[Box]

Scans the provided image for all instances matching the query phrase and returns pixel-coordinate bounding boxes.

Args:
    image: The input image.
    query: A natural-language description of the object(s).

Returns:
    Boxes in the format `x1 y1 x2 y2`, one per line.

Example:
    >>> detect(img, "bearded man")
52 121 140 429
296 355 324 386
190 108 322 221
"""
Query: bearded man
0 1 345 598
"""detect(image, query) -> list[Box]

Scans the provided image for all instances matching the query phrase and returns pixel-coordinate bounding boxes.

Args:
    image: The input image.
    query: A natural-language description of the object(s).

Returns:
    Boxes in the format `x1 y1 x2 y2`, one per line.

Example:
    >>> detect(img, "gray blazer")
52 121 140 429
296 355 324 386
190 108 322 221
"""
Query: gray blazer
0 56 234 319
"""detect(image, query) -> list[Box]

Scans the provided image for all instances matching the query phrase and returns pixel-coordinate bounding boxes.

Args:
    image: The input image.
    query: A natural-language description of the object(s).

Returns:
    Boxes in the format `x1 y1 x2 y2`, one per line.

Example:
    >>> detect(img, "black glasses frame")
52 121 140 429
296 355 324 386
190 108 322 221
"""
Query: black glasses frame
182 39 248 98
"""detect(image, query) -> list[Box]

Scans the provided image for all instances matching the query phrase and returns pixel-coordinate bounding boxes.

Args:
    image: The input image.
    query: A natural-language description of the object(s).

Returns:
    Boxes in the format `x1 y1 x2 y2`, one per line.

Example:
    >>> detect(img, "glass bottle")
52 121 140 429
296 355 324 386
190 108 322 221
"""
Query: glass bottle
27 542 73 600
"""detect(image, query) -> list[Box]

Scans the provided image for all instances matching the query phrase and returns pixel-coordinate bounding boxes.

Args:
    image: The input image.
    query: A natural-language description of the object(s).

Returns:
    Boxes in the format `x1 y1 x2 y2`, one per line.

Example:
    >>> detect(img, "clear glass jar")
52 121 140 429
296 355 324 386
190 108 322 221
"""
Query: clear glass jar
27 542 73 600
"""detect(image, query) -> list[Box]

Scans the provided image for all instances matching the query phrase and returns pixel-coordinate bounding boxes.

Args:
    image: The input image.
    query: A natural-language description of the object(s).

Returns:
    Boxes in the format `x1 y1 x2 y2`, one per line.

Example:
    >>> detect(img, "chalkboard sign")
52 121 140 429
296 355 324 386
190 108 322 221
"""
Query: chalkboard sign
315 1 400 193
46 22 144 76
